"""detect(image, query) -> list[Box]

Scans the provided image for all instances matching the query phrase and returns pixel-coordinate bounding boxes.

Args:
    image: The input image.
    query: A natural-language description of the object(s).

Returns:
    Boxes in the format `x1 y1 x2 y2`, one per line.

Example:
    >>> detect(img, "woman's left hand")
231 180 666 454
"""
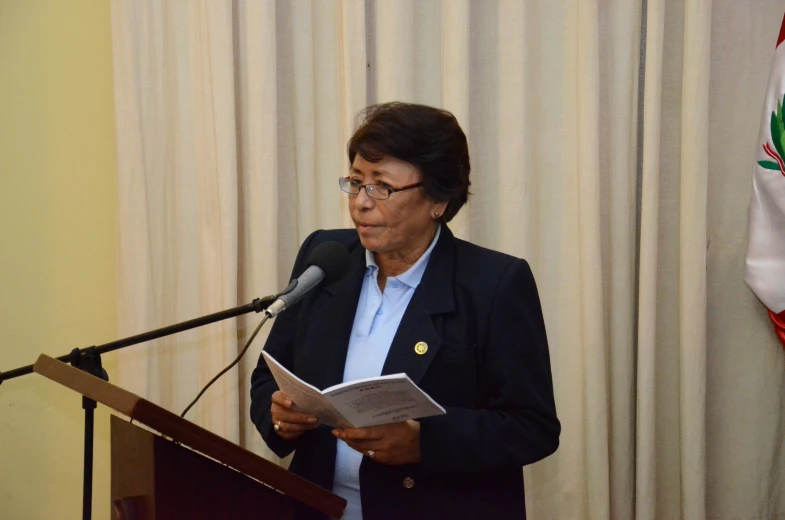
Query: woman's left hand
332 420 421 465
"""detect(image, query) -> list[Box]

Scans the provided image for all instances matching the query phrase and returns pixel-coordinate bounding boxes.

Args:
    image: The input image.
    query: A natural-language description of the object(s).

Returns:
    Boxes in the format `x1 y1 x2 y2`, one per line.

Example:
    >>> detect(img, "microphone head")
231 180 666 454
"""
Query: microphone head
305 241 351 285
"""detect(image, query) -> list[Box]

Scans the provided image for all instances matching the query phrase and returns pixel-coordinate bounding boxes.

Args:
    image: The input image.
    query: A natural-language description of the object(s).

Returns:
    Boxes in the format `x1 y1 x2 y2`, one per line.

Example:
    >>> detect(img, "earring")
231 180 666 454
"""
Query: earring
433 212 440 218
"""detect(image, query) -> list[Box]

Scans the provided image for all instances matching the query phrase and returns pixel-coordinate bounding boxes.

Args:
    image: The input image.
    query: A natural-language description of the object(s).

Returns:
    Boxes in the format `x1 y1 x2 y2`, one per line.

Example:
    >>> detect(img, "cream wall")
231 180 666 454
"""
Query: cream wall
0 1 117 519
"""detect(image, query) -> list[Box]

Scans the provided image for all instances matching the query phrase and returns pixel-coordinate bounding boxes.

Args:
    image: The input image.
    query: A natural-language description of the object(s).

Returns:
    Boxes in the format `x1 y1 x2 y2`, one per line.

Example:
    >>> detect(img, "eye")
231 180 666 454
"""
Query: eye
348 178 363 188
375 181 391 189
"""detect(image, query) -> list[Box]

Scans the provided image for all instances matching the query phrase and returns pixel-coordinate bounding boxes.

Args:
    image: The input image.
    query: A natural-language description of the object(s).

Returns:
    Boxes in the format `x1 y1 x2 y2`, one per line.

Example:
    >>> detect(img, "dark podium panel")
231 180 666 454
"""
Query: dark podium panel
33 354 345 520
110 416 293 519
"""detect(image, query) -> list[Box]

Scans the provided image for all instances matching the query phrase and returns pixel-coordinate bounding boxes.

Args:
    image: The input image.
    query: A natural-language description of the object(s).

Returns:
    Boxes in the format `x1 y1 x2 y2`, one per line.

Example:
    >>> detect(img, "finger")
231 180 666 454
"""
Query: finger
345 441 397 465
332 428 362 440
271 391 293 408
345 442 404 466
271 403 319 425
272 415 319 432
275 420 318 435
275 427 304 441
337 427 384 441
343 439 383 453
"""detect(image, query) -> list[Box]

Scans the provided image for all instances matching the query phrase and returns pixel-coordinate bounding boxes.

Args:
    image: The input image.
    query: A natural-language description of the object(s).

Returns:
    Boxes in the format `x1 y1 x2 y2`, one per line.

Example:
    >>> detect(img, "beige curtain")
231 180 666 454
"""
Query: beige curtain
110 0 785 518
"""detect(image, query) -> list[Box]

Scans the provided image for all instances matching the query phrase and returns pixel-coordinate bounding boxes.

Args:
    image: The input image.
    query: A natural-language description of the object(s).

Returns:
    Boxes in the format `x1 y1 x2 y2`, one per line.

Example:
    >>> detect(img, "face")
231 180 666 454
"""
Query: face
348 154 446 256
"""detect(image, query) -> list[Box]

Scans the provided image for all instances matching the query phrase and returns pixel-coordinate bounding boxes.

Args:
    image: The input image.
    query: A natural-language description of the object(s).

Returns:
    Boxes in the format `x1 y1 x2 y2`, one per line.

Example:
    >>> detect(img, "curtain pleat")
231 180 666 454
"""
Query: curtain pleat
678 2 711 518
602 1 642 518
636 0 664 516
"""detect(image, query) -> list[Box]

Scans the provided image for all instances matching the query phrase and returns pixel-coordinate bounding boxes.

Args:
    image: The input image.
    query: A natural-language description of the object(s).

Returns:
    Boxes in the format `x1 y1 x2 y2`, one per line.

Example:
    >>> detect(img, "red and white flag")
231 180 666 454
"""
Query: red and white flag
745 13 785 347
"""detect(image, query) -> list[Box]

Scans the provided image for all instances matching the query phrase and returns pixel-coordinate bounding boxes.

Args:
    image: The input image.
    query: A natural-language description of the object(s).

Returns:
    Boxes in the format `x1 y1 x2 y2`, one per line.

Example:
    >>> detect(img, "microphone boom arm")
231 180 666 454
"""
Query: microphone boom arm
0 294 278 385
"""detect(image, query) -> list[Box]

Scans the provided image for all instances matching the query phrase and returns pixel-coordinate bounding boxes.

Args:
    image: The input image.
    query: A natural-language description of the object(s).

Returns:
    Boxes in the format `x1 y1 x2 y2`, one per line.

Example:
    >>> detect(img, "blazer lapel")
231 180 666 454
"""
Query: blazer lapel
381 226 456 385
380 290 441 384
306 241 366 390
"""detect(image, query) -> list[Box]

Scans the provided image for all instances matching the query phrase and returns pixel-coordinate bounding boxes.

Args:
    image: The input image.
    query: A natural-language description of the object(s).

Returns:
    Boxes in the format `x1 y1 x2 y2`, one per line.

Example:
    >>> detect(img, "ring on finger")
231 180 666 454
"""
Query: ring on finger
366 450 375 458
274 420 282 432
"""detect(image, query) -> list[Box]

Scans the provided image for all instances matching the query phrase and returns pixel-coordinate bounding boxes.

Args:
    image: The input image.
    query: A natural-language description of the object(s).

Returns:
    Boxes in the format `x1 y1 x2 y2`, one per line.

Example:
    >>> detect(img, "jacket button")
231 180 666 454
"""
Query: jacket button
402 477 415 489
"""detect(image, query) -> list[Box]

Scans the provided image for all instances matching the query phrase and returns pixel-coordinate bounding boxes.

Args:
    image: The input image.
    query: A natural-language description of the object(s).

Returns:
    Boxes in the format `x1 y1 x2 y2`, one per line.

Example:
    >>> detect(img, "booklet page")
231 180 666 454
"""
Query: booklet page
261 351 352 428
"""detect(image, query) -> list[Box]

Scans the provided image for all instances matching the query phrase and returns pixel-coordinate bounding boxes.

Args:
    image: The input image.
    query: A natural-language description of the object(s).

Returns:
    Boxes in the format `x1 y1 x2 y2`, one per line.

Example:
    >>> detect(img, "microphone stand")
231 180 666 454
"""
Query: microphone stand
0 294 280 520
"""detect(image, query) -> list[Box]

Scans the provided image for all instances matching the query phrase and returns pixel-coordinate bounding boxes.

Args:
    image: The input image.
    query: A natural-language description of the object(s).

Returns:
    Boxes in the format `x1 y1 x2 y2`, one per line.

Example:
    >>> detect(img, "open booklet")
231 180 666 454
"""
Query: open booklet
262 350 446 429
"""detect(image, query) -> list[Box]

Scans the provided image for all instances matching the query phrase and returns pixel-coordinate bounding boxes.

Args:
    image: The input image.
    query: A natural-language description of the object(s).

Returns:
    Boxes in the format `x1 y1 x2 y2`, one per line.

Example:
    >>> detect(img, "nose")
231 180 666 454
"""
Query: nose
352 185 375 211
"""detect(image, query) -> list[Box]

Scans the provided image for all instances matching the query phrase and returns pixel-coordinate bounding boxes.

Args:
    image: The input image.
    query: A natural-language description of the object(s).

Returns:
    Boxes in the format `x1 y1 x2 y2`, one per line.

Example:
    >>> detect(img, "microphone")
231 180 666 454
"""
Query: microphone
265 241 351 318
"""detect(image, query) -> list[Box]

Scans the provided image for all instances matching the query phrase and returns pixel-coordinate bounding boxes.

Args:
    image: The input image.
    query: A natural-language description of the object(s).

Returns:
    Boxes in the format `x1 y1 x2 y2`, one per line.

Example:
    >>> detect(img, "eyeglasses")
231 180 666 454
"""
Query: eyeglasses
338 177 423 200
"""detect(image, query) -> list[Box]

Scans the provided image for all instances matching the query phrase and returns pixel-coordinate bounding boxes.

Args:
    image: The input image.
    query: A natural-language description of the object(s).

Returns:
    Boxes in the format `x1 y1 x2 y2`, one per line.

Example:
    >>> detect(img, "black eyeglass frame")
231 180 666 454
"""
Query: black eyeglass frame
338 176 424 200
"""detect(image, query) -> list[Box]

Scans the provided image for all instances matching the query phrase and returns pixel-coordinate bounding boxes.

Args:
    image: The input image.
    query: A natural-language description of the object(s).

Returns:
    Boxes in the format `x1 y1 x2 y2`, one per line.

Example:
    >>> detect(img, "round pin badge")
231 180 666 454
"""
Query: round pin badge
414 341 428 355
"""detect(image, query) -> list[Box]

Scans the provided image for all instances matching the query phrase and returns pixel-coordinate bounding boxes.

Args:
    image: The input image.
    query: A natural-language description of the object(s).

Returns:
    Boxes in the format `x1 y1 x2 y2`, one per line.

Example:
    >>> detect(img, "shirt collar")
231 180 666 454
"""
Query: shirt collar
364 225 441 289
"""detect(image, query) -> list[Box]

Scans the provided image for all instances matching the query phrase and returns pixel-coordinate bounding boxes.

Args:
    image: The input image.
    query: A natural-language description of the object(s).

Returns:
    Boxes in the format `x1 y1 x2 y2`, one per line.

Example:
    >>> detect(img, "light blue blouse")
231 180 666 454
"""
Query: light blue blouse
331 225 441 520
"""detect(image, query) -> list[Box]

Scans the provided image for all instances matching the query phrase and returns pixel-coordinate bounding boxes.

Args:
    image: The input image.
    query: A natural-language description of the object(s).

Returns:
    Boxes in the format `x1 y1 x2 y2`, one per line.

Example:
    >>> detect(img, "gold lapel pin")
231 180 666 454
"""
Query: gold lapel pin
414 341 428 355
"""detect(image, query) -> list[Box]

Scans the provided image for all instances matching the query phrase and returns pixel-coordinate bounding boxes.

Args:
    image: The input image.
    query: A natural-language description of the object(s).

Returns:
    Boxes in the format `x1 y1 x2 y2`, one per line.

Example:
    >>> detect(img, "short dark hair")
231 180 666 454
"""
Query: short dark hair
347 102 471 223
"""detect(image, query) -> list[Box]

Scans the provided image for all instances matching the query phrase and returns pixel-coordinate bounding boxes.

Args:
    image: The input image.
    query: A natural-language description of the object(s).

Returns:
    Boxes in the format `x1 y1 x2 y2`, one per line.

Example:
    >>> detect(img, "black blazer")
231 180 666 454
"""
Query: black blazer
250 226 560 520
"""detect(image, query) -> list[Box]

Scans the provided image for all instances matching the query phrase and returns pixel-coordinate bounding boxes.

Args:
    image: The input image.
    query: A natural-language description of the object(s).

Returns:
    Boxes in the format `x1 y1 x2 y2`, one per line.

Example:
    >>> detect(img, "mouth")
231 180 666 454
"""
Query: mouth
356 223 381 232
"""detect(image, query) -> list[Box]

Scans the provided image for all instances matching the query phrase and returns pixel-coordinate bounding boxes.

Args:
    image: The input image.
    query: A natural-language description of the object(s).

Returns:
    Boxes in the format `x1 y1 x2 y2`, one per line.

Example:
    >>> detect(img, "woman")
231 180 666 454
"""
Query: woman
250 102 559 520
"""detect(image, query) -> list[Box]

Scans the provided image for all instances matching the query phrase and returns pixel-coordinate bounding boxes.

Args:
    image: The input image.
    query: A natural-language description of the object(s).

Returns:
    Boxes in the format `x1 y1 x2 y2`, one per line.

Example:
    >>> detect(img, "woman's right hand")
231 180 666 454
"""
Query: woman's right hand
270 391 320 441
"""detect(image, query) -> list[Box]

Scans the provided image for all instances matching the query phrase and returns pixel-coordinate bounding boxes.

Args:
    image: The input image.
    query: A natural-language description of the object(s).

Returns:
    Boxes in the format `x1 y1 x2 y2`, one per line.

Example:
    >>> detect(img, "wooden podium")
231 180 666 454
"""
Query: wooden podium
33 354 346 520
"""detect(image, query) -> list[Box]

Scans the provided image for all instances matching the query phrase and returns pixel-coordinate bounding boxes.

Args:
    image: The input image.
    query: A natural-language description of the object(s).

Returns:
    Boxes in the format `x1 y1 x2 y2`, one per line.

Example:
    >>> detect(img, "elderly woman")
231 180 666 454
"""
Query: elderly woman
250 102 559 520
